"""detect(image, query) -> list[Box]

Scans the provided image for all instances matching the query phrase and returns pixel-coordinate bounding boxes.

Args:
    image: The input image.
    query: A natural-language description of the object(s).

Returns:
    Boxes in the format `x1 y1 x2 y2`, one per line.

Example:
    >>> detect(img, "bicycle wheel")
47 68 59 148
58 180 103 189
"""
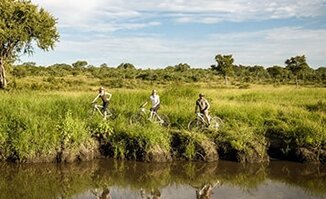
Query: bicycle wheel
209 116 223 130
129 113 146 125
188 118 205 131
107 108 118 120
156 114 170 127
88 107 98 119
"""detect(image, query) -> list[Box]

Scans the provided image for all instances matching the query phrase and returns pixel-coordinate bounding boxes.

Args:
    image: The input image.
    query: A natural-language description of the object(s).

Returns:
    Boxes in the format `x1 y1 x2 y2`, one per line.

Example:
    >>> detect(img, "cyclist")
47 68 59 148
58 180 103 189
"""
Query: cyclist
92 86 112 119
91 188 111 199
195 93 210 125
141 89 160 119
150 188 161 199
140 188 161 199
196 184 214 199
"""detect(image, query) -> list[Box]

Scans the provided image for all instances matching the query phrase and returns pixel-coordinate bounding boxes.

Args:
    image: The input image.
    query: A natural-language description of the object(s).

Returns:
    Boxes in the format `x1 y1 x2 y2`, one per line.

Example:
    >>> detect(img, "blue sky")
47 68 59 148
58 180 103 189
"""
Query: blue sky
21 0 326 68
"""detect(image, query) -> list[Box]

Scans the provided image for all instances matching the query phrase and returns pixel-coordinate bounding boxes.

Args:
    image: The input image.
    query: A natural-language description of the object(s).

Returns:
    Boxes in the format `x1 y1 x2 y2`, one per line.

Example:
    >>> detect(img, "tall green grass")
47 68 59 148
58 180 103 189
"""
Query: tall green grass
0 86 325 162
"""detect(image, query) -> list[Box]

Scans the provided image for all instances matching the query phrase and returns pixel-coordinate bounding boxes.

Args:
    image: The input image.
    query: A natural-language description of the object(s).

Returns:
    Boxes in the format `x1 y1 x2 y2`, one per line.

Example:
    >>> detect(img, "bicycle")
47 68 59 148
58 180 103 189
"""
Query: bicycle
89 103 117 120
91 188 111 199
195 181 221 199
129 106 170 127
188 113 223 131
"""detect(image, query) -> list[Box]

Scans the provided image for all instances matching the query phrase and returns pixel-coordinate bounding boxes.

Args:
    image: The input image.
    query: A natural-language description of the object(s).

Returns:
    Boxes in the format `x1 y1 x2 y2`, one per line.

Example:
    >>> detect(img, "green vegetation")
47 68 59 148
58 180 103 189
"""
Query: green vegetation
211 54 234 86
0 0 325 164
5 56 325 91
0 86 325 163
0 0 59 89
285 55 311 88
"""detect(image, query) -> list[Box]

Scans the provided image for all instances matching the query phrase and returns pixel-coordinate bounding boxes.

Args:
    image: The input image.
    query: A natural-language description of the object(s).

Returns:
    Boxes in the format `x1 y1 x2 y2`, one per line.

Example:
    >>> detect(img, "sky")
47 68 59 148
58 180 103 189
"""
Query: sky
20 0 326 69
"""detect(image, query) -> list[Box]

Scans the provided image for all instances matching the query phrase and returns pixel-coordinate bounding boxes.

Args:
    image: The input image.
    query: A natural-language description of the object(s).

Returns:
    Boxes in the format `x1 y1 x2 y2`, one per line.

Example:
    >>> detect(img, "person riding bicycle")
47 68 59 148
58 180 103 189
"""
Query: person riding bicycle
141 89 160 119
91 187 111 199
92 86 112 119
195 93 210 125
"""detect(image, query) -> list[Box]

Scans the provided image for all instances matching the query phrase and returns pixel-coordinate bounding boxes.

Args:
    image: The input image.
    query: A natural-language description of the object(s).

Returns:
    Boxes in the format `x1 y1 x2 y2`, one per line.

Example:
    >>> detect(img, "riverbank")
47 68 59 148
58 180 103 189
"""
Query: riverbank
0 86 325 164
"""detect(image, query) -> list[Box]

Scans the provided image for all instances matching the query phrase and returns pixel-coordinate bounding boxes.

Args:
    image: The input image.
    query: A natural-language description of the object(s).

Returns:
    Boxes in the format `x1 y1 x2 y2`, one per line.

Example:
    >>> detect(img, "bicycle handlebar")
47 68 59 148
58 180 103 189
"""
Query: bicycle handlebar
196 112 203 117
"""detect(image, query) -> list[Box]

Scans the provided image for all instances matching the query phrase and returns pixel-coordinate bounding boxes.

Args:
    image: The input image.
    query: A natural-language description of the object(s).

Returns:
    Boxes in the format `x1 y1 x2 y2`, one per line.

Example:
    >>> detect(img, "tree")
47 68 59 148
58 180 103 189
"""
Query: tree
285 55 310 87
164 66 174 71
249 65 268 82
211 54 234 85
267 66 285 83
100 63 108 68
0 0 59 89
72 60 88 69
315 67 326 83
117 63 136 70
174 63 191 72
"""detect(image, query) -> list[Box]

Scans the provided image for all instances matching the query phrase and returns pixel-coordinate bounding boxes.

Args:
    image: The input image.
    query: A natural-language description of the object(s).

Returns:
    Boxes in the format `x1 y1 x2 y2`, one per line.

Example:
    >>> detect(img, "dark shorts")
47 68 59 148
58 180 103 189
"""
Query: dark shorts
102 101 109 112
150 104 160 112
200 109 208 115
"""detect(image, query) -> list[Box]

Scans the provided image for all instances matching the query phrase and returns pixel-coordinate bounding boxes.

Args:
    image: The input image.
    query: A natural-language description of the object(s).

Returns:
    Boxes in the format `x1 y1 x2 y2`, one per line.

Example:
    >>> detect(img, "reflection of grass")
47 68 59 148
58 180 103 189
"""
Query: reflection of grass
1 160 325 199
216 162 268 191
268 162 326 197
0 162 93 199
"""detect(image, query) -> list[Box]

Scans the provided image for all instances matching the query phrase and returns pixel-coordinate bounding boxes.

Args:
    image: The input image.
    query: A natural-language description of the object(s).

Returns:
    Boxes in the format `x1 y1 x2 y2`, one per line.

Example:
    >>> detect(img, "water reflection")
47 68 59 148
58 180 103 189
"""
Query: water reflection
91 188 111 199
0 160 325 199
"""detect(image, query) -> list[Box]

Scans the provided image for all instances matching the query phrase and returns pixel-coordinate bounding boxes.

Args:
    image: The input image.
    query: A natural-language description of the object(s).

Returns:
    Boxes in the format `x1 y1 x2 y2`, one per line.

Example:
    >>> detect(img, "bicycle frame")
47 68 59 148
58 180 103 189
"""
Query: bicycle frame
196 112 209 125
189 113 222 131
92 103 113 118
139 107 164 123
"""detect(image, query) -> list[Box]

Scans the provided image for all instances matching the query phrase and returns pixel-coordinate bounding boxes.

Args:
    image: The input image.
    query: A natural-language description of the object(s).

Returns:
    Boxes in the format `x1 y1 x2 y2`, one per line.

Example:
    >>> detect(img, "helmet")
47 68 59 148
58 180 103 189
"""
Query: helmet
199 93 204 97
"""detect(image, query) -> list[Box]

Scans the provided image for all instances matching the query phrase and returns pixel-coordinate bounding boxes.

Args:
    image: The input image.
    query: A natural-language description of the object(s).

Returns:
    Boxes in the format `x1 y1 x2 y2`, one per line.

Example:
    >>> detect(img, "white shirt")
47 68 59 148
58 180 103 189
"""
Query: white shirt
150 94 160 108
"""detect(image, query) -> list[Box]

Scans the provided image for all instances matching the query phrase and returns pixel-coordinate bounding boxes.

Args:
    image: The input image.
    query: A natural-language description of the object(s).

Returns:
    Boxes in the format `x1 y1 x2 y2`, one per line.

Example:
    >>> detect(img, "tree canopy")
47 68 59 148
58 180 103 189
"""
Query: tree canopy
285 55 310 87
117 63 136 70
72 60 88 68
0 0 59 88
285 55 310 76
211 54 234 85
174 63 191 72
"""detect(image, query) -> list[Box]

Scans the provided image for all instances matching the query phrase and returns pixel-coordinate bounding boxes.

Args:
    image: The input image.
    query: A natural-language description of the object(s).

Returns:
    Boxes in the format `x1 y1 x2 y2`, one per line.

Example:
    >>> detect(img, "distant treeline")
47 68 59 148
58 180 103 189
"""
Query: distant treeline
7 59 326 90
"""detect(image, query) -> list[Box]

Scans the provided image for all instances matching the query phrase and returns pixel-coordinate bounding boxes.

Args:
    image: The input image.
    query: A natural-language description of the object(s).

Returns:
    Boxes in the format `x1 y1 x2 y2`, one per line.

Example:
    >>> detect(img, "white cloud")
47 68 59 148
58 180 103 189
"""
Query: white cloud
31 0 142 30
21 27 326 68
31 0 326 30
23 1 326 68
207 27 326 67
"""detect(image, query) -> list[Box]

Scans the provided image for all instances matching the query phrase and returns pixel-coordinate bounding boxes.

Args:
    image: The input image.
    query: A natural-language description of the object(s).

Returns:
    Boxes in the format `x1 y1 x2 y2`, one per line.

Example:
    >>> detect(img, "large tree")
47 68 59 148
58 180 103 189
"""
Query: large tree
72 60 88 69
117 63 136 70
285 55 310 87
0 0 59 89
174 63 191 72
211 54 234 85
249 65 268 82
267 65 286 83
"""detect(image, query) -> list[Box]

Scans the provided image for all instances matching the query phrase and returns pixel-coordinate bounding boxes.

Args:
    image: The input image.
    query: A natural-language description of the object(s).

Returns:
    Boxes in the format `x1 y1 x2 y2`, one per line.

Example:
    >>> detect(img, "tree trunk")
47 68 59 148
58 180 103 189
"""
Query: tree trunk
0 59 7 89
295 76 298 88
224 74 228 86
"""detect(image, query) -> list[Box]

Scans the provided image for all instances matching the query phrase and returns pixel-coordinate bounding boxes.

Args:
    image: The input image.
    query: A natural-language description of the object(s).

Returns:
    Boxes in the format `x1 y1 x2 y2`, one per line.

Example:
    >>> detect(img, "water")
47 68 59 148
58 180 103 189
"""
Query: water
0 159 325 199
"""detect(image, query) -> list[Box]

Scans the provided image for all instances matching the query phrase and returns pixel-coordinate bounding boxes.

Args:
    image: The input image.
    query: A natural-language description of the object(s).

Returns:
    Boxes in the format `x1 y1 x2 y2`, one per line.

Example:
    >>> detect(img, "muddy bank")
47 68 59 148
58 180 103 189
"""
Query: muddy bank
266 131 326 164
92 129 325 164
0 128 325 164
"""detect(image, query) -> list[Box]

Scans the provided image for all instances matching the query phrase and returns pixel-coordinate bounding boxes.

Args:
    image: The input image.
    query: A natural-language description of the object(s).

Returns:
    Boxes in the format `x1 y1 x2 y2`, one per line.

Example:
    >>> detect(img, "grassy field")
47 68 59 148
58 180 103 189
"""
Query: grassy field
0 85 325 162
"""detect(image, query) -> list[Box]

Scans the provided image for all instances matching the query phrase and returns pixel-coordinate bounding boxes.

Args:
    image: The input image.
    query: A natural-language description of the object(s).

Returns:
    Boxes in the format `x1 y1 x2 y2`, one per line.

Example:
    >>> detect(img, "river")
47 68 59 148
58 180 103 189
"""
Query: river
0 159 325 199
